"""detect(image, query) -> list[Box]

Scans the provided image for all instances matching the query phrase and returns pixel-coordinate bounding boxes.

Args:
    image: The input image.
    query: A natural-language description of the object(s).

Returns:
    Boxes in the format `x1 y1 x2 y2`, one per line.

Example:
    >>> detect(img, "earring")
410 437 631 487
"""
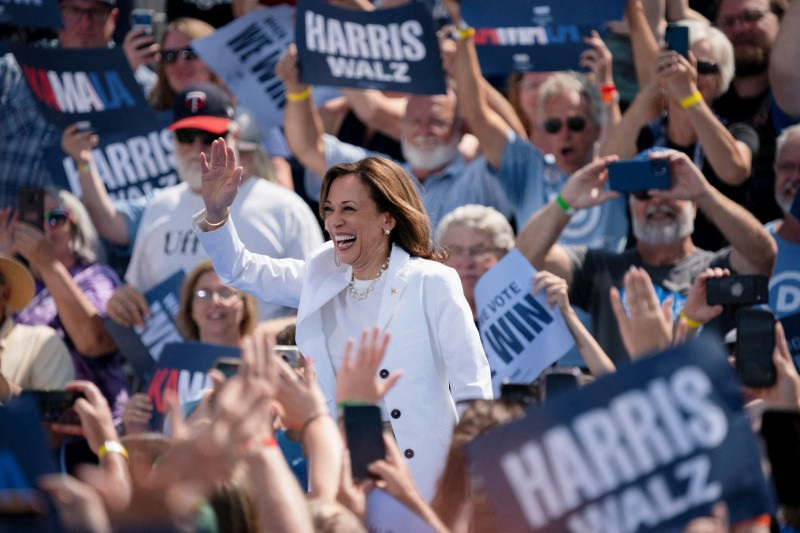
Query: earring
383 228 391 236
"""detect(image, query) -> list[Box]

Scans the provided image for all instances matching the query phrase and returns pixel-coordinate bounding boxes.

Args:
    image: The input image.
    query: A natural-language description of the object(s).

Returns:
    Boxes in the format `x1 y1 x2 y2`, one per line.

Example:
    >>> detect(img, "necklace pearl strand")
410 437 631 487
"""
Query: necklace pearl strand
348 258 390 301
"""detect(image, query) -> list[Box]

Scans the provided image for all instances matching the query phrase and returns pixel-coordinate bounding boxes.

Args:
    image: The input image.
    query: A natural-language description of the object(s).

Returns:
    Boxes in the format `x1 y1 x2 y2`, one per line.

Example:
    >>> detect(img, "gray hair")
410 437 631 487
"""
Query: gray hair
679 20 735 95
537 71 604 128
435 204 515 252
44 186 105 265
776 124 800 159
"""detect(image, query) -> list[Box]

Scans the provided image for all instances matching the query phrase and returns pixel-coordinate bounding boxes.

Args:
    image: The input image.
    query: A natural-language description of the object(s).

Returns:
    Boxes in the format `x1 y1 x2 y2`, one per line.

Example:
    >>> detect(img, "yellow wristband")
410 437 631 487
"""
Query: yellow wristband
678 311 702 329
455 27 475 40
679 90 703 110
97 440 128 462
76 162 90 173
286 86 311 102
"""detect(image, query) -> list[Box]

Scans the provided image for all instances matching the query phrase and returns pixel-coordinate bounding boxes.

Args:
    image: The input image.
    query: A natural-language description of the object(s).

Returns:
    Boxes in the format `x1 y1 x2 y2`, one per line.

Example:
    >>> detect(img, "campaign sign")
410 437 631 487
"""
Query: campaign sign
475 248 574 395
461 0 626 75
10 43 158 134
104 271 186 385
146 341 240 431
192 6 295 132
46 125 178 202
0 397 60 532
295 0 446 95
0 0 62 30
466 336 773 532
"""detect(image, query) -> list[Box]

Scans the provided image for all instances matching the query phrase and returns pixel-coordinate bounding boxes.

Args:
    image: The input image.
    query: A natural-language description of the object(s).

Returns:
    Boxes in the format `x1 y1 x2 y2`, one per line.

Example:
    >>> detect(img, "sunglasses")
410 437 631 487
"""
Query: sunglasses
174 129 224 145
632 190 653 200
696 60 720 76
162 48 198 64
44 209 73 228
542 116 587 134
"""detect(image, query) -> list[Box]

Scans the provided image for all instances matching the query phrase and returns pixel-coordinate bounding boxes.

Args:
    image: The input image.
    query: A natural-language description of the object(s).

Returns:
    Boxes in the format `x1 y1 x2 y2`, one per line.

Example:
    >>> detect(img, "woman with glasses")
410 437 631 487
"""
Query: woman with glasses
0 187 126 420
601 20 759 251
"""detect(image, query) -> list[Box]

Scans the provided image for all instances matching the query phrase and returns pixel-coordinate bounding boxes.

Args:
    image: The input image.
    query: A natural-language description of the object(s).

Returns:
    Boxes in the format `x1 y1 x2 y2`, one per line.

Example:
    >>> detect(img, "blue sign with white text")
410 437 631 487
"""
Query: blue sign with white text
0 0 62 30
295 0 446 94
466 336 773 532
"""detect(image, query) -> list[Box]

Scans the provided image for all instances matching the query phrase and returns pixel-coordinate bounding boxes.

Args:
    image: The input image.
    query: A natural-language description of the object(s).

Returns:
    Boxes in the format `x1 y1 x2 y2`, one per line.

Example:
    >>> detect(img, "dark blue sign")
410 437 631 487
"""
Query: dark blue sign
145 341 240 431
780 312 800 370
10 44 159 134
295 0 446 95
461 0 626 75
0 0 62 30
466 336 773 532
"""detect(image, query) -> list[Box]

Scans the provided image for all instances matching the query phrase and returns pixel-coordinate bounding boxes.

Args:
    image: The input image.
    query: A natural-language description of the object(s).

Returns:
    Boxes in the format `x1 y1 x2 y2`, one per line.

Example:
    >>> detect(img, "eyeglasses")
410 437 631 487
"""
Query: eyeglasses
405 117 454 132
542 116 587 134
193 287 240 303
696 60 720 76
718 9 770 28
175 129 223 145
162 48 198 64
44 209 74 228
60 4 112 23
446 245 501 263
776 160 800 174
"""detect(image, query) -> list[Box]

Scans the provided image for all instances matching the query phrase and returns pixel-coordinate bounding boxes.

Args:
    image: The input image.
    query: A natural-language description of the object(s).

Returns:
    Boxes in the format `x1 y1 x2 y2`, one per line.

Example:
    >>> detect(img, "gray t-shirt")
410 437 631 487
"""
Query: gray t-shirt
566 246 733 365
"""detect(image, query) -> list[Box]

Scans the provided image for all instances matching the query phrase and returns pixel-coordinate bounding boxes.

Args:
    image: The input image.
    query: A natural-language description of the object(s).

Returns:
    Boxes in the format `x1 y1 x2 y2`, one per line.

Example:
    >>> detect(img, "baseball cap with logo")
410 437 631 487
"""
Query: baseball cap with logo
168 83 234 134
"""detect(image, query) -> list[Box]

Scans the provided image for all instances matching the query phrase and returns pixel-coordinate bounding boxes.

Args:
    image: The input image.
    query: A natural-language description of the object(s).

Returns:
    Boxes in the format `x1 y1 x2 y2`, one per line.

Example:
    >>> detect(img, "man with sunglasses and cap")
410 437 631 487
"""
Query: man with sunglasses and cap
104 83 322 327
0 254 72 394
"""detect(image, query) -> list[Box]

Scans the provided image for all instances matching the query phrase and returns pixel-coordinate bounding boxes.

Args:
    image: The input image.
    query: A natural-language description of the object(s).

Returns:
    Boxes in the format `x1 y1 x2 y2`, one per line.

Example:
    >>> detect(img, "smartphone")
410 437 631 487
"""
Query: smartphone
18 186 44 229
75 120 93 133
706 274 769 306
130 8 154 36
540 369 582 402
343 405 385 481
499 382 538 406
19 390 86 424
274 345 300 368
736 308 776 388
213 357 241 379
608 159 671 193
665 23 690 59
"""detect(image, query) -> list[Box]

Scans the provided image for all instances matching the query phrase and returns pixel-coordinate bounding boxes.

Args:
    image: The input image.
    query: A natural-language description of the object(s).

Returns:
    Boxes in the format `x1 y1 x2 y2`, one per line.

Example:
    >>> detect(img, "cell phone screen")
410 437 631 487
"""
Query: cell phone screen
343 405 385 480
20 390 85 424
736 309 776 388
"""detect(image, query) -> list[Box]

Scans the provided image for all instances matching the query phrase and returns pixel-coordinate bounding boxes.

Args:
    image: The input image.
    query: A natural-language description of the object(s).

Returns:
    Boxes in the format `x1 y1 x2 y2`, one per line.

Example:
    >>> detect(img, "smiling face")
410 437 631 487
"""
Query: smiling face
162 28 212 93
630 196 696 244
441 224 501 312
539 90 600 174
692 39 724 102
774 133 800 215
323 174 394 279
190 270 244 344
401 94 460 173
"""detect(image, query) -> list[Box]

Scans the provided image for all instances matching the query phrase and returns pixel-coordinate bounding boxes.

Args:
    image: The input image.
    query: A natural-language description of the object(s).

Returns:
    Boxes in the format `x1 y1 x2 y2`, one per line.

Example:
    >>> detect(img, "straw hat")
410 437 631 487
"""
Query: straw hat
0 254 35 312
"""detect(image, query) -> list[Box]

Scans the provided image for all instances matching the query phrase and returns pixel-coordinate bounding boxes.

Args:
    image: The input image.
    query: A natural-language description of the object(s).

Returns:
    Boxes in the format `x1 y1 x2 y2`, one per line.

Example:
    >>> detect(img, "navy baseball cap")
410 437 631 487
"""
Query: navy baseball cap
169 83 234 134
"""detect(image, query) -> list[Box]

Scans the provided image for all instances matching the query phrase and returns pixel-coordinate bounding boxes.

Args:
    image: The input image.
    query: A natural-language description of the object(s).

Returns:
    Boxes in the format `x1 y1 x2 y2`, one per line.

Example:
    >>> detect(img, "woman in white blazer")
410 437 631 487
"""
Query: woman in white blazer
194 145 493 500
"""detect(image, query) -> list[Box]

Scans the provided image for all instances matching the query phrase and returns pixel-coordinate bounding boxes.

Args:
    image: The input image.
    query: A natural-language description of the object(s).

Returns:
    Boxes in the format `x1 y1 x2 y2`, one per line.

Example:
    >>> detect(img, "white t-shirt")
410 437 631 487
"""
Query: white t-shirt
125 178 323 319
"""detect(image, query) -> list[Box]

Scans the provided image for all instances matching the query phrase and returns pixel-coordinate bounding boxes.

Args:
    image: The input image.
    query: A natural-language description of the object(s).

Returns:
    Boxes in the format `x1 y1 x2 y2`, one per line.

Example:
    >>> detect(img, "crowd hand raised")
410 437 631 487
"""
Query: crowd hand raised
440 0 461 24
107 285 150 328
655 48 697 101
531 271 571 315
337 449 373 522
39 473 112 533
201 138 242 224
122 393 154 436
10 220 55 270
275 44 306 92
122 28 159 72
51 381 120 454
646 149 710 202
681 268 729 327
610 266 674 359
275 353 329 433
367 434 421 508
335 327 401 405
580 30 614 86
559 155 620 210
61 123 99 164
745 322 800 411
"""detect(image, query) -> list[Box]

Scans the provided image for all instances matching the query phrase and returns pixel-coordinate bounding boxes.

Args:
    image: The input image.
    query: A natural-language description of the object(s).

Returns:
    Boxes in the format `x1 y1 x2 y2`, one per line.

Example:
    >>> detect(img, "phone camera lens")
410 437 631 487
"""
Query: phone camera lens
731 282 744 297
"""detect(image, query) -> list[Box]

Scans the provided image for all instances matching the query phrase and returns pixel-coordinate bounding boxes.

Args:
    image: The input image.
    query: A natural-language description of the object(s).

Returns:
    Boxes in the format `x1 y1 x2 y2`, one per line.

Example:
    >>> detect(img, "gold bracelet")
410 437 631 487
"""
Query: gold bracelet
286 86 312 102
678 311 702 329
679 90 703 110
204 211 229 229
97 440 128 462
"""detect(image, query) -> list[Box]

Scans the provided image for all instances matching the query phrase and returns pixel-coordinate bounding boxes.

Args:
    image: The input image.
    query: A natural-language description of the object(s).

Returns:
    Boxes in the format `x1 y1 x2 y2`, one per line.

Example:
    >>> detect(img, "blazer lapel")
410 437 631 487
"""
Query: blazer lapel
375 245 410 331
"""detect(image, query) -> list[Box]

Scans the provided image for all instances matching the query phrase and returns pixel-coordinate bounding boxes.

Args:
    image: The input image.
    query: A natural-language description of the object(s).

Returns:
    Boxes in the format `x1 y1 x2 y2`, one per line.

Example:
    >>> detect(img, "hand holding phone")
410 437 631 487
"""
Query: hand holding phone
343 404 385 481
706 275 768 306
214 357 241 379
608 159 671 194
19 390 86 425
274 345 300 368
18 187 44 229
665 23 690 59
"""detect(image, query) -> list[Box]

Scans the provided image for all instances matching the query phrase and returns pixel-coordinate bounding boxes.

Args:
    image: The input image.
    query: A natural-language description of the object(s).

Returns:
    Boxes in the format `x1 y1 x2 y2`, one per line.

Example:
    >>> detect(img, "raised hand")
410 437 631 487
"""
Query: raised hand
531 270 571 315
681 268 729 327
580 30 614 87
646 149 710 201
335 327 401 405
106 285 150 328
200 137 243 223
61 123 99 164
275 44 306 93
559 155 620 209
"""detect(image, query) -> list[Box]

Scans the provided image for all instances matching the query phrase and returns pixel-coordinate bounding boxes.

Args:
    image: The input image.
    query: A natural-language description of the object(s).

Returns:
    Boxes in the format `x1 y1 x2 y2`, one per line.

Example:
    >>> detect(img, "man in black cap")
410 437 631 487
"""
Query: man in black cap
99 83 322 324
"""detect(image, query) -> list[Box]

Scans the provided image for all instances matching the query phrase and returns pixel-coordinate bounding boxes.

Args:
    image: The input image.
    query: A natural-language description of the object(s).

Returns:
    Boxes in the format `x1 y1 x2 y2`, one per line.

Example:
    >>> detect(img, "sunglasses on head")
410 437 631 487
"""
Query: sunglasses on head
161 48 198 64
696 60 720 75
44 209 73 228
542 116 587 134
174 129 224 145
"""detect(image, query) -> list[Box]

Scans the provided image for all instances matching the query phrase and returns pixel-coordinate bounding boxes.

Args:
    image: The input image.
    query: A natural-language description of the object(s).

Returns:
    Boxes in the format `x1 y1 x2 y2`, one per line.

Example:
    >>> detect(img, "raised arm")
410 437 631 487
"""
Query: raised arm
340 88 406 141
276 44 328 177
598 78 662 158
627 0 662 89
769 0 800 118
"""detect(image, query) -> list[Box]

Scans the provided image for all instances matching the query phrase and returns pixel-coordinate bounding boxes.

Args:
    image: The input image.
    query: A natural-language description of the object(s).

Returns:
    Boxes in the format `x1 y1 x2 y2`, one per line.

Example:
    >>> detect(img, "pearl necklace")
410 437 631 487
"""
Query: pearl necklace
348 258 390 301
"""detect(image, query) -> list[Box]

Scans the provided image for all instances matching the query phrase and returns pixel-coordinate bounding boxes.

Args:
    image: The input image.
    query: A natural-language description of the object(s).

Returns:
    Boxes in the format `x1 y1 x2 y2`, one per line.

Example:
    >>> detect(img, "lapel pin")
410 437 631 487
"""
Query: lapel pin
391 288 397 295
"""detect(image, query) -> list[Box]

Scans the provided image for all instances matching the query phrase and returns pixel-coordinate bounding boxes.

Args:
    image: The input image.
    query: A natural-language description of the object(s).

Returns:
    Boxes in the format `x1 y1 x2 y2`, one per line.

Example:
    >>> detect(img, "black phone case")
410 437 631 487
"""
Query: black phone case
665 24 689 58
344 405 385 480
736 309 776 388
18 186 44 229
706 275 769 306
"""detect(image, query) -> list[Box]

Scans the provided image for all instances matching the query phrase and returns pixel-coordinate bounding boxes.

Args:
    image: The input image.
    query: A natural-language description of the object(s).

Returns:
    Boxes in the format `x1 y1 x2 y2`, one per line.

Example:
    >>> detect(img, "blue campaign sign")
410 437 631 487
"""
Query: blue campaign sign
295 0 446 95
461 0 626 75
465 336 773 532
146 341 240 431
10 43 159 134
0 0 63 30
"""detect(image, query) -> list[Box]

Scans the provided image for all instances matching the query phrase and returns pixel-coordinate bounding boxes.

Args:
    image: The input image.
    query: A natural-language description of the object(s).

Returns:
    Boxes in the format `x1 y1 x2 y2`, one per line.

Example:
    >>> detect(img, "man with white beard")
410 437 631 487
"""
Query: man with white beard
516 149 776 365
275 45 513 231
103 83 323 326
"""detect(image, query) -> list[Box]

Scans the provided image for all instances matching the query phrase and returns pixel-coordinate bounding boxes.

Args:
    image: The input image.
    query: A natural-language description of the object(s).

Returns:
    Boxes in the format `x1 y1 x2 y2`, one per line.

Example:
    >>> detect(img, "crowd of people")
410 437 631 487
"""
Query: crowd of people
2 0 800 530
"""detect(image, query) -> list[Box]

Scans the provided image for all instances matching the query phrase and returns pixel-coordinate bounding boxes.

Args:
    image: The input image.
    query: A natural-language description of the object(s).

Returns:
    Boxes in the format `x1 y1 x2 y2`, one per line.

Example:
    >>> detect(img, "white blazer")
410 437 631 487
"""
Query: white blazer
194 213 493 500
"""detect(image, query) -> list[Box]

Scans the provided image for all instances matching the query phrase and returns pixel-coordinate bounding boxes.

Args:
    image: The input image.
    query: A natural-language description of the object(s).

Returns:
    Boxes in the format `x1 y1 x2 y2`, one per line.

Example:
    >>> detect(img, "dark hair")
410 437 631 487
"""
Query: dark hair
319 157 444 261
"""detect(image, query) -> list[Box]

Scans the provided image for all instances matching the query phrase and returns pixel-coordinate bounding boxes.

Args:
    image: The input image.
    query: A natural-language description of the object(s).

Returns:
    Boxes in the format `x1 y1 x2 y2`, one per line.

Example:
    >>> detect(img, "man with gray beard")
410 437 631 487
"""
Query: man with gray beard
516 149 776 365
